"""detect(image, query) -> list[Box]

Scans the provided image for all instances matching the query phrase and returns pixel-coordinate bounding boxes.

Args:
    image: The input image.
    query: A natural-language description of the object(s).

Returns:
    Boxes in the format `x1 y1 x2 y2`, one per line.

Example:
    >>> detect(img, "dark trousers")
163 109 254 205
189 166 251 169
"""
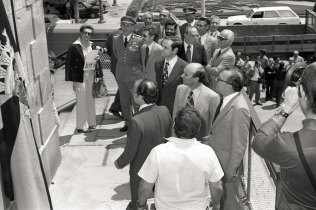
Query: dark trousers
274 80 285 106
249 80 260 103
109 90 122 112
128 172 142 209
265 79 274 101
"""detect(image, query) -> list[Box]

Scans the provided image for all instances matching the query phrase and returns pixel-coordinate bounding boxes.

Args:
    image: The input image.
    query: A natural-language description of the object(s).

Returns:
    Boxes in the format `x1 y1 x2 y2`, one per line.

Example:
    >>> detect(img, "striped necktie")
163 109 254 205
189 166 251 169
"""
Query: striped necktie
162 62 169 89
186 91 194 106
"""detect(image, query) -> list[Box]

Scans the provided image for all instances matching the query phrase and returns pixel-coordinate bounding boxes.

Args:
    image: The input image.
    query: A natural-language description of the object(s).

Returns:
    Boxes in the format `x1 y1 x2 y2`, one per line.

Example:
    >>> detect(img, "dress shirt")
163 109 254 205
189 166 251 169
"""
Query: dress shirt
73 39 92 58
164 56 178 77
184 41 193 61
250 66 264 82
160 25 165 37
200 33 208 45
189 19 196 26
139 103 154 111
145 41 155 54
138 136 224 210
123 33 132 43
221 92 239 110
191 83 202 103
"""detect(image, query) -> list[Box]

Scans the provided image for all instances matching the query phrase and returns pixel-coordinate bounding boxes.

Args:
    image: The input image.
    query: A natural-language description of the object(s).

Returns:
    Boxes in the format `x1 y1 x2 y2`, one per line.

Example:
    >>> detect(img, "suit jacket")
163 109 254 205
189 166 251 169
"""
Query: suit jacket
116 105 172 175
65 42 97 83
173 84 220 140
204 30 220 62
177 42 208 66
155 57 188 115
105 30 122 75
208 93 250 176
141 42 163 82
113 33 143 83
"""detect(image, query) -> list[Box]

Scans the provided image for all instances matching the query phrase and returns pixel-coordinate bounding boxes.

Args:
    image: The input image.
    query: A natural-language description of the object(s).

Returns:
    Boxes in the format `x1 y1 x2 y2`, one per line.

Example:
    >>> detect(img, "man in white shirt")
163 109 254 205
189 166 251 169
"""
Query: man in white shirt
249 61 264 105
137 106 224 210
291 50 305 63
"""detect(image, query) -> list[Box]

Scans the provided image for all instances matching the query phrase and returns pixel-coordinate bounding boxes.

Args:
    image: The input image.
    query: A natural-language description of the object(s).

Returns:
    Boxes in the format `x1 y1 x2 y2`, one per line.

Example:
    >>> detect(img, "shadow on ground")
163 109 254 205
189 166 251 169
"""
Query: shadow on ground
59 134 73 146
111 183 131 201
262 104 276 110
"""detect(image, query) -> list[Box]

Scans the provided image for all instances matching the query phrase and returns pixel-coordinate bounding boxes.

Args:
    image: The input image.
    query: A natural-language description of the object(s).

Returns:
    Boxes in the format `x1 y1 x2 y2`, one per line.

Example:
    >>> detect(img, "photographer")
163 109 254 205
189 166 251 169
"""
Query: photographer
252 63 316 209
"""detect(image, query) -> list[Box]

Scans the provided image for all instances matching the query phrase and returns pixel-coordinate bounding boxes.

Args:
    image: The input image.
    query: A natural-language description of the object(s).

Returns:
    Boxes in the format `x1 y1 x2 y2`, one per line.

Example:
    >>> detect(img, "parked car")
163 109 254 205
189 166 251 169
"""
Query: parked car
227 6 301 25
44 14 73 31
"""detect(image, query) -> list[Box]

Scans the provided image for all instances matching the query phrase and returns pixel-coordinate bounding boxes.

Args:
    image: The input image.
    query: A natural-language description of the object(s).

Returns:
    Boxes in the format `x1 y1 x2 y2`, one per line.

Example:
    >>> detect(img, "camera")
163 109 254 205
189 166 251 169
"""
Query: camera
285 62 307 87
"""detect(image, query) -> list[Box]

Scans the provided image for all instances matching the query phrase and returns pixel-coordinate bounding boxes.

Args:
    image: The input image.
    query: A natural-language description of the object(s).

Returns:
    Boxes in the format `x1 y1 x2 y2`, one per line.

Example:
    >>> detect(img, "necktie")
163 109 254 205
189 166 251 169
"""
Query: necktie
162 62 169 89
198 36 202 44
212 96 223 124
217 50 222 58
145 47 149 66
186 91 194 107
186 45 192 63
124 37 128 47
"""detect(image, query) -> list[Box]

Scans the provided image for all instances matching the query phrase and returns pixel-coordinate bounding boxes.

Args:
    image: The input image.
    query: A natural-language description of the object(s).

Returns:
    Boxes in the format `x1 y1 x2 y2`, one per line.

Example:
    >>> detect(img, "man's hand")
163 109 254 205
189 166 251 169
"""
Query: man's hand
114 160 120 169
73 82 80 92
282 86 299 114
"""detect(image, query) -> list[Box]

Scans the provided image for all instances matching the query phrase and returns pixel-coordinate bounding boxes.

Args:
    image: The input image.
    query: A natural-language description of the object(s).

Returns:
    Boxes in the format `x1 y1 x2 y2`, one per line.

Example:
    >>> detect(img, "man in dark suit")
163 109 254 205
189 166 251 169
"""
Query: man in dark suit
207 69 250 210
115 79 172 210
113 16 143 132
155 38 188 116
173 63 220 140
177 26 208 66
180 7 197 40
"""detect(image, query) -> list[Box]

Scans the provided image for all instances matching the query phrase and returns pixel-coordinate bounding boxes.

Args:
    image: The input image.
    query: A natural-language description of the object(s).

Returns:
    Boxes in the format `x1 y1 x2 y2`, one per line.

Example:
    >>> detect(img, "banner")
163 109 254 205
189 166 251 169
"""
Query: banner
0 1 52 209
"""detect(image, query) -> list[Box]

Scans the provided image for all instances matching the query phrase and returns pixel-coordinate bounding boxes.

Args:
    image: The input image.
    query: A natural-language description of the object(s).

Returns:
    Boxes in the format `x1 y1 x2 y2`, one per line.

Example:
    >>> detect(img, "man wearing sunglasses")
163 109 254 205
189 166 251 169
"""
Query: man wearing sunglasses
206 29 236 91
207 69 250 210
252 63 316 209
65 24 99 133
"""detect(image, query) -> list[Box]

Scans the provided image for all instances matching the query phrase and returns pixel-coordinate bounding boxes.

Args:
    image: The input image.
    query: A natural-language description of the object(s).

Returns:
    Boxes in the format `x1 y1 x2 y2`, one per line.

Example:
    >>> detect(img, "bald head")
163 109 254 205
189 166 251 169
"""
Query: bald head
218 29 234 49
182 63 206 87
216 69 243 95
159 9 170 25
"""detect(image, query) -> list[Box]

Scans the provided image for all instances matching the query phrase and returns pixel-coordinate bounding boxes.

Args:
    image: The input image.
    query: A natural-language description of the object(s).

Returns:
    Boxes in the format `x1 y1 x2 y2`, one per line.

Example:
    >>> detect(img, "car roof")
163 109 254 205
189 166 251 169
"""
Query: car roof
252 6 292 12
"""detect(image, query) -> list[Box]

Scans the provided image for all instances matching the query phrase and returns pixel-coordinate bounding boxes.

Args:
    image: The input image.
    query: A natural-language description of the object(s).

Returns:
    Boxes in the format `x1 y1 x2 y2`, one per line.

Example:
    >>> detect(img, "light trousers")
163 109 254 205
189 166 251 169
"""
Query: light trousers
75 70 96 130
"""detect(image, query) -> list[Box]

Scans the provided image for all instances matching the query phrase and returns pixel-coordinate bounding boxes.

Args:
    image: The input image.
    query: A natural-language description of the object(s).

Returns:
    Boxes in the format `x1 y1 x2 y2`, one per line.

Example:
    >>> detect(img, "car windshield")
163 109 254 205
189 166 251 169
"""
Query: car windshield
246 10 254 18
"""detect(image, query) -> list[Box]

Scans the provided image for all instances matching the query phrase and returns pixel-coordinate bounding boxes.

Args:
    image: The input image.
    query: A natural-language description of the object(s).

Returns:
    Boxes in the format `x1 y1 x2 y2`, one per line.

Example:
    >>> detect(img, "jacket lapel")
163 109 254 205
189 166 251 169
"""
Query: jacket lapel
74 44 84 60
165 59 182 88
139 104 156 114
212 93 240 127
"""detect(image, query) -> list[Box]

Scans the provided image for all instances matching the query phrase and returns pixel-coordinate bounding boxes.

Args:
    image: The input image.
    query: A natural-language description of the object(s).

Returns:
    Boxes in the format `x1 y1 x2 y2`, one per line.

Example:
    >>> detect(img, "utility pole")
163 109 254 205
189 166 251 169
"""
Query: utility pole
201 0 205 17
98 0 105 23
73 0 79 23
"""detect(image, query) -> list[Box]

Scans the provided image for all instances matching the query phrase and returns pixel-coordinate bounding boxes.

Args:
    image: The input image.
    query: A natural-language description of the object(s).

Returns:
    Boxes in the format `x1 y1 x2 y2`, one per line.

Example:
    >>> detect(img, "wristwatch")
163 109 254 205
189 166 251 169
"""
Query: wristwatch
275 106 290 118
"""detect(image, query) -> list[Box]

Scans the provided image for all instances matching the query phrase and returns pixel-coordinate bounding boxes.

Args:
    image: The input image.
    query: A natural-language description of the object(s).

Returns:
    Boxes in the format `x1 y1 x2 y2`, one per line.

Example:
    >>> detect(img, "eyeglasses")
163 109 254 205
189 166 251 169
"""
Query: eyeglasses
217 36 228 41
214 76 231 85
83 31 92 36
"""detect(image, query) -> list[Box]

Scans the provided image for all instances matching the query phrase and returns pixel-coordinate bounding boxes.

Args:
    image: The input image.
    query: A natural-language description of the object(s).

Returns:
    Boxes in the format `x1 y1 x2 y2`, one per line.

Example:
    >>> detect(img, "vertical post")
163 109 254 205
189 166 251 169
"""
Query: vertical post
74 0 79 23
201 0 205 17
98 0 105 23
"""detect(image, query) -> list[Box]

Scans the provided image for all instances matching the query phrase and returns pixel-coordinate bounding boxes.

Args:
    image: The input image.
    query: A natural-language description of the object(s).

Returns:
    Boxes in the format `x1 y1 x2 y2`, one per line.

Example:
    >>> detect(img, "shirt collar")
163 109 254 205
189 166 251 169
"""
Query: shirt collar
165 136 197 144
221 92 239 110
189 19 196 26
146 42 155 51
139 103 154 111
165 55 178 67
123 33 132 42
73 38 92 48
220 46 230 52
184 41 193 51
302 119 316 131
192 83 202 98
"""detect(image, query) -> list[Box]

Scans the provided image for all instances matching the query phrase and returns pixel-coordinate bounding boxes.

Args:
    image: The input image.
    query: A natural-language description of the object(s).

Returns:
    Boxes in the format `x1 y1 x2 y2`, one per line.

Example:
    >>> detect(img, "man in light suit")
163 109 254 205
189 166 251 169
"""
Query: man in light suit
155 38 188 116
206 29 236 90
207 69 250 210
177 26 208 66
113 16 143 132
141 25 163 82
115 79 171 210
173 63 220 140
204 15 221 61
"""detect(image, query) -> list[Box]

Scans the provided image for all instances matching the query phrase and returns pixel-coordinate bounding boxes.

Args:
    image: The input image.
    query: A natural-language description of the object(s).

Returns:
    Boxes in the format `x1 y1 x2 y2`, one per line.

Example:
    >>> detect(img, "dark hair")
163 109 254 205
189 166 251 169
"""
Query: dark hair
143 25 158 39
192 66 207 83
174 107 202 139
79 24 94 33
170 39 182 51
301 63 316 114
259 49 266 55
198 17 210 26
165 19 177 28
227 69 244 92
244 53 251 59
136 79 159 104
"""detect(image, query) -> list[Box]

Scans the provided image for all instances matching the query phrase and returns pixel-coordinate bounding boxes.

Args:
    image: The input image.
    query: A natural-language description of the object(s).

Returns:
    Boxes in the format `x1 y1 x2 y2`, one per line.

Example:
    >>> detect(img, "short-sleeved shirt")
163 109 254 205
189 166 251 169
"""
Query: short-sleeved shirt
138 137 224 210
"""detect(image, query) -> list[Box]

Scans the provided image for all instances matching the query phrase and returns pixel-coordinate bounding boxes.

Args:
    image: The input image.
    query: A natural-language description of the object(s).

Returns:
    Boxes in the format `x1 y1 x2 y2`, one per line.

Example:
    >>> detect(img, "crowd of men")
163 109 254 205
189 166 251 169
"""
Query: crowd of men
65 7 316 210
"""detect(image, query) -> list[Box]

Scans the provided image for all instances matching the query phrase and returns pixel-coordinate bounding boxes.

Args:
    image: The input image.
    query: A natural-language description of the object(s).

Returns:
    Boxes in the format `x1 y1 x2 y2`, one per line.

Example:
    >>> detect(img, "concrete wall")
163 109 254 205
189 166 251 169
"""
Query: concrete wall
2 0 61 208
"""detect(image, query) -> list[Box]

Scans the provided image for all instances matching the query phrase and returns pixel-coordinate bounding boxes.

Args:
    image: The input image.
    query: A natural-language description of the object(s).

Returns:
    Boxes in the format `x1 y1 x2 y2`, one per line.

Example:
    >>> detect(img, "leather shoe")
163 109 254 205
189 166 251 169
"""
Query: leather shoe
109 109 123 119
77 129 92 133
255 102 263 106
89 125 96 129
120 125 128 132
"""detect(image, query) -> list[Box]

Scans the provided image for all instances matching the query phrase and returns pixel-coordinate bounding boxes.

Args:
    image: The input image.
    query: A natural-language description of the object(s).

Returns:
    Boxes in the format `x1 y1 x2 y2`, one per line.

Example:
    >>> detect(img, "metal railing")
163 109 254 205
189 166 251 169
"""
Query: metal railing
52 38 117 111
